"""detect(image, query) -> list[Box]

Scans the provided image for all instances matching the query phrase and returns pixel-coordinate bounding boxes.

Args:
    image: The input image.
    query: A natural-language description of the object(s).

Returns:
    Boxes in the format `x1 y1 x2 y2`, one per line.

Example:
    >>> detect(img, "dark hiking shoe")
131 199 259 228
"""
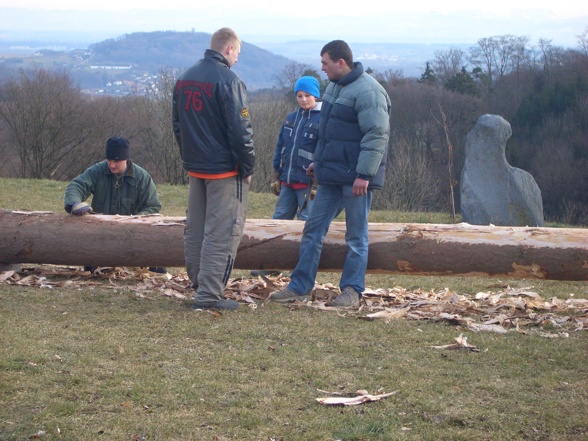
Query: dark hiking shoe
149 267 168 274
328 287 360 308
250 270 281 277
192 299 240 310
269 287 309 303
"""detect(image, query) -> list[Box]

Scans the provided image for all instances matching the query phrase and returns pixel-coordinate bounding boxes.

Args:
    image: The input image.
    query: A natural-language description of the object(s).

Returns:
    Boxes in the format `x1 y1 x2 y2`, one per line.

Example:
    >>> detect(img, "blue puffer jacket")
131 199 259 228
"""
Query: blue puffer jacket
273 103 321 185
315 62 391 189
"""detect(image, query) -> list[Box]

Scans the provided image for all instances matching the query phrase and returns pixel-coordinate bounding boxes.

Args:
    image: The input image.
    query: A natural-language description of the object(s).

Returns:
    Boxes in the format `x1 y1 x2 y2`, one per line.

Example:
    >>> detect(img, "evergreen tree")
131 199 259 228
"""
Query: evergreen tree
444 67 479 96
418 62 437 86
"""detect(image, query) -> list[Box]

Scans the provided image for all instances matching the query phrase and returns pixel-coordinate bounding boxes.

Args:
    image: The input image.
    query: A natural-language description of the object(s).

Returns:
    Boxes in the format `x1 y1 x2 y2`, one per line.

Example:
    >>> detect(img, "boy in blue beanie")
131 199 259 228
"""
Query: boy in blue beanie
251 76 321 277
270 76 321 220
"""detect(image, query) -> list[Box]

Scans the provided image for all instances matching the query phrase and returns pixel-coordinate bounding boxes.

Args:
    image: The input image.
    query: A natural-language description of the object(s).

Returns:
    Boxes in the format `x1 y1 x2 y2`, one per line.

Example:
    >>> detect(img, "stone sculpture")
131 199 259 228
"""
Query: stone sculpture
460 114 544 226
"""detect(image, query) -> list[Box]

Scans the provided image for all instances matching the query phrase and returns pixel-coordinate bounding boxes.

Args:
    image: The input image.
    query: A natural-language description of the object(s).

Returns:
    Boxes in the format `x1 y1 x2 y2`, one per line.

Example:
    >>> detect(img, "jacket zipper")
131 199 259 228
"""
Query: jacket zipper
287 108 306 184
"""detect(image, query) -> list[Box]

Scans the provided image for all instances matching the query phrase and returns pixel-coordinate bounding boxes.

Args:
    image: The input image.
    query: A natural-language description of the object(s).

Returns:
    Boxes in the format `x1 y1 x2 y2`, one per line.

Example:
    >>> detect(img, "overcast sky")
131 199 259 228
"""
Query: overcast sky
0 0 586 47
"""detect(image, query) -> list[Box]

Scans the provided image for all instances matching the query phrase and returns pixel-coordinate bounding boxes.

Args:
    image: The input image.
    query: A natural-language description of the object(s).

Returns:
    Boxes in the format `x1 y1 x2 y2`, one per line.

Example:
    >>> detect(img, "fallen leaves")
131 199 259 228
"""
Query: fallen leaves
1 265 586 335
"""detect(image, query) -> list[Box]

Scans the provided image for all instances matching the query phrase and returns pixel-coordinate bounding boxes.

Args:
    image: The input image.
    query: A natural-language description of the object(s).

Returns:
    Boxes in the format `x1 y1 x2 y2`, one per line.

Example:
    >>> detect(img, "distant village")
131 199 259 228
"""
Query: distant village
0 46 162 96
85 68 160 97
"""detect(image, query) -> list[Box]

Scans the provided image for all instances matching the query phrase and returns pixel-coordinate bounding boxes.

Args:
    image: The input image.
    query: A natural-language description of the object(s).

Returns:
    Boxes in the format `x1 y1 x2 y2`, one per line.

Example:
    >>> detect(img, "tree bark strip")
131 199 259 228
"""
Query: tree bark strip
1 211 587 280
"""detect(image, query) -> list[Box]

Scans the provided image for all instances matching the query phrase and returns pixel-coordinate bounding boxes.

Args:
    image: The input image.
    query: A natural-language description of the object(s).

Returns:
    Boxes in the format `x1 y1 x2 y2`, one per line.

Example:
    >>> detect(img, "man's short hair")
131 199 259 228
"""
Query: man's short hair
320 40 354 69
210 27 241 53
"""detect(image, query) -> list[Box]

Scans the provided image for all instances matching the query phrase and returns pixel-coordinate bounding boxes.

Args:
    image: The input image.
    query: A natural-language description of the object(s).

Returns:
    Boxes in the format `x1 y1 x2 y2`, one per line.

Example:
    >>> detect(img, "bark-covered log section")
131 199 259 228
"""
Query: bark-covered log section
0 211 586 281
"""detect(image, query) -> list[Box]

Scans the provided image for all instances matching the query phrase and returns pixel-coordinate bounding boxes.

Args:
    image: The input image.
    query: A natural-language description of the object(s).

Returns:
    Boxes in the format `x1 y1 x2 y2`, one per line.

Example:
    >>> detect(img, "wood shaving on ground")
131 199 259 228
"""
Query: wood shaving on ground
432 333 480 352
1 265 586 334
316 390 399 406
11 210 54 215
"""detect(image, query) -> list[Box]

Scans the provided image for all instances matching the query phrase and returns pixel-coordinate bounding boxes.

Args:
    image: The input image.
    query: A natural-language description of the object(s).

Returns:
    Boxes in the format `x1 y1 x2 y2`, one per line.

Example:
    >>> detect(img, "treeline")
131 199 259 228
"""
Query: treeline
387 32 588 225
0 32 587 225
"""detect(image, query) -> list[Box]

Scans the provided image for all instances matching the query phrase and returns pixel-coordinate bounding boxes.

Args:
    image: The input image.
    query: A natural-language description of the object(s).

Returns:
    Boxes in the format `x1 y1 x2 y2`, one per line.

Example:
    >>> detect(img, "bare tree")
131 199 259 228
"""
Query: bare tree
578 26 588 57
468 35 529 87
369 69 407 90
432 47 467 86
0 68 144 181
272 61 321 99
376 139 441 212
133 66 186 185
248 97 293 193
0 68 91 179
64 95 139 180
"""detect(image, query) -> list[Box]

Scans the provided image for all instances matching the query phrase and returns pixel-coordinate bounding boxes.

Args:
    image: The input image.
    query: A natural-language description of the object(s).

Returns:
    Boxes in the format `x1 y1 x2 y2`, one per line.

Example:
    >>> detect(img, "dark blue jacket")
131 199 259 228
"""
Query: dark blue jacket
273 103 321 185
315 62 391 189
172 50 255 178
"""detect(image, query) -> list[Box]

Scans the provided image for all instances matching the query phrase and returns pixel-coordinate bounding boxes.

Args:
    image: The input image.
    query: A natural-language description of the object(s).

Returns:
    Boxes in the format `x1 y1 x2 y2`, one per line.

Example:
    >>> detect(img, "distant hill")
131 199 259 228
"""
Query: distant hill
0 30 468 91
87 32 469 86
0 31 294 92
88 31 292 90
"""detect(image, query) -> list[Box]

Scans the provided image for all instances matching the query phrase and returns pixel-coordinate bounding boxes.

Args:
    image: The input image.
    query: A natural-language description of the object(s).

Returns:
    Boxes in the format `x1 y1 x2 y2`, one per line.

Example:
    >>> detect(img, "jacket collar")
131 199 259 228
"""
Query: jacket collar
297 101 322 118
338 62 364 87
204 49 230 69
104 159 135 178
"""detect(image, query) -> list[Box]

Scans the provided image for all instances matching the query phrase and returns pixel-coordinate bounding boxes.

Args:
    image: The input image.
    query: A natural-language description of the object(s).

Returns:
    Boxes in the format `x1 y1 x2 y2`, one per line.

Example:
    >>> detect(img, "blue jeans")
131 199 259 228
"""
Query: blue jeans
272 185 313 220
288 184 372 296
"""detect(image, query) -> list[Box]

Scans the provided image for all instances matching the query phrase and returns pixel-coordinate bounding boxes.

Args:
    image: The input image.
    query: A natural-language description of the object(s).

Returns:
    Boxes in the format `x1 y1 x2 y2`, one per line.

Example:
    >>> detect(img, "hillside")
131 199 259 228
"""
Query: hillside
0 31 293 93
88 31 291 90
0 30 471 92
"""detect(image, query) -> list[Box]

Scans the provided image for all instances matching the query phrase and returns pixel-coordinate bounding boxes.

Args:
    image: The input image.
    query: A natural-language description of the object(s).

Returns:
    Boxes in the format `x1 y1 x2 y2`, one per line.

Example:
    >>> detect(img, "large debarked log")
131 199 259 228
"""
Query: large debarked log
0 211 587 280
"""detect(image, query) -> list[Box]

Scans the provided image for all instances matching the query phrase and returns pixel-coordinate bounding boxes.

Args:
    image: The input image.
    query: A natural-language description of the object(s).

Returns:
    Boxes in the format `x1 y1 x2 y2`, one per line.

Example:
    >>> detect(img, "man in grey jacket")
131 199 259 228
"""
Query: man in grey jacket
173 27 254 311
270 39 391 308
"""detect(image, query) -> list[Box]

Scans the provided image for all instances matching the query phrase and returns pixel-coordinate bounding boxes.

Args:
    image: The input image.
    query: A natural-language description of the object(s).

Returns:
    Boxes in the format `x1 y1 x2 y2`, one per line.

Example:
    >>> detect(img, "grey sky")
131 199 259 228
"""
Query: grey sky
0 1 586 47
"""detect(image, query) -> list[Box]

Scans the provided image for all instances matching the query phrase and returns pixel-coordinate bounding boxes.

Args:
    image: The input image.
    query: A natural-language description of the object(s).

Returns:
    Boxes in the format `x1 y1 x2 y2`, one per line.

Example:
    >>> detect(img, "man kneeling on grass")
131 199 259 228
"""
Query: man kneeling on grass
63 136 167 275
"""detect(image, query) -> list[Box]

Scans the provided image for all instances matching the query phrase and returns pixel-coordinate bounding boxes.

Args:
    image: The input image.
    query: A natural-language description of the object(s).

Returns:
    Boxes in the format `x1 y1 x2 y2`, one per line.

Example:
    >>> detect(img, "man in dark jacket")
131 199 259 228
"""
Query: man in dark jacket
270 40 391 308
64 136 165 273
64 137 161 216
173 27 255 311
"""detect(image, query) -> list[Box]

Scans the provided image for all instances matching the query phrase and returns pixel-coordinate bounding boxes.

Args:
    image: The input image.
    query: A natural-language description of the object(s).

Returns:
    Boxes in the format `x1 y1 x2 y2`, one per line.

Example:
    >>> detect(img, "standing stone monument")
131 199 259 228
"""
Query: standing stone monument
460 114 544 226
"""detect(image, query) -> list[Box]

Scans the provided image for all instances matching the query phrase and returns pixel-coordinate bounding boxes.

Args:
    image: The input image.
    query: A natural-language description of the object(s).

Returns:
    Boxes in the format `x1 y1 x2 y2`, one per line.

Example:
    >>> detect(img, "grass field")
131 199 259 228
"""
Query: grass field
1 178 587 440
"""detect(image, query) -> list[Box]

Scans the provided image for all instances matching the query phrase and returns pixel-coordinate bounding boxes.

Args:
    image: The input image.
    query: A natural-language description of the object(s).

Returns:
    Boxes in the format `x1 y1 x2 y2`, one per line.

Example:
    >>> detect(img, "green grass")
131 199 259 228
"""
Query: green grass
1 284 586 441
1 177 587 440
0 177 456 223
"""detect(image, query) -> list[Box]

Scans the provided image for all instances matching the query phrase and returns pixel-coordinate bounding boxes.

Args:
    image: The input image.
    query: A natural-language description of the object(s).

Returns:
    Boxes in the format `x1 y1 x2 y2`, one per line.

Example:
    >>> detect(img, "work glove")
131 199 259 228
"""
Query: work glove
71 202 91 216
270 180 281 196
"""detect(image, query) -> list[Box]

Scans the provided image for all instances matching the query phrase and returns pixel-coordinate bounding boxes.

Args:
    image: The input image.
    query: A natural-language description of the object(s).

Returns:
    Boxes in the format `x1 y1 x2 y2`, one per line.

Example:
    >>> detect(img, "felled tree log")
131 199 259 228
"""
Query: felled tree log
0 210 587 280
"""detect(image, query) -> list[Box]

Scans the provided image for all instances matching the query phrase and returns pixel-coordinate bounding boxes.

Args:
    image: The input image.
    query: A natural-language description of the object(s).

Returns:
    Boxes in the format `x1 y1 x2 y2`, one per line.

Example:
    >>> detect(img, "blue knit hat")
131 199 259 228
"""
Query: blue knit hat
294 76 320 99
